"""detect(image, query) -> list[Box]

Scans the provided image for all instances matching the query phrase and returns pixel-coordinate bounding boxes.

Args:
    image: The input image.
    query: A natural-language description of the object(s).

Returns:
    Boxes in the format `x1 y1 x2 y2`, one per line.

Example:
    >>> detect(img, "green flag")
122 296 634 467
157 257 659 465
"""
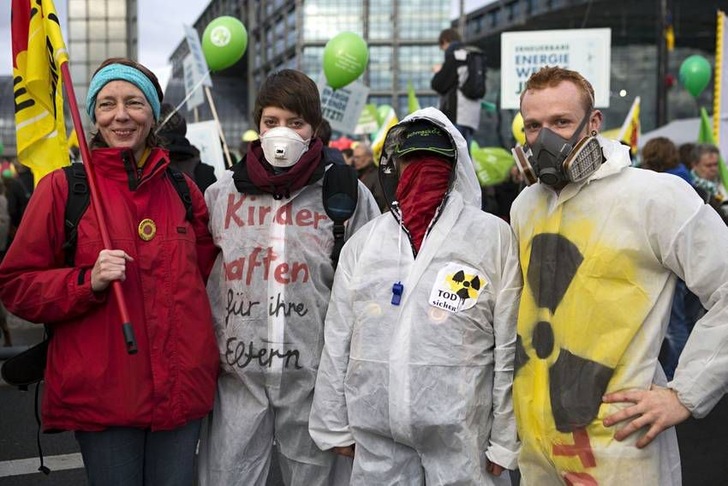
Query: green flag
470 142 515 187
407 81 421 115
699 107 728 191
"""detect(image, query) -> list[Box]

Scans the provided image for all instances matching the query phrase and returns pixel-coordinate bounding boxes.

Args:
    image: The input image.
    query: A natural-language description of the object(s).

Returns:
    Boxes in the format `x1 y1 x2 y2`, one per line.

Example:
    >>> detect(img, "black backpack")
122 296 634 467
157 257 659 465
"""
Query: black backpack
459 47 487 100
1 164 193 389
321 156 359 270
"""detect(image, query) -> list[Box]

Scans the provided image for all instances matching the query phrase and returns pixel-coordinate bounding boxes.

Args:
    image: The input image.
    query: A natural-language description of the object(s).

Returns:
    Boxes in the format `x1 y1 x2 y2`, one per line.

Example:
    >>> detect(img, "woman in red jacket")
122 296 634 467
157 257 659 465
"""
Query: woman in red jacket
0 58 219 485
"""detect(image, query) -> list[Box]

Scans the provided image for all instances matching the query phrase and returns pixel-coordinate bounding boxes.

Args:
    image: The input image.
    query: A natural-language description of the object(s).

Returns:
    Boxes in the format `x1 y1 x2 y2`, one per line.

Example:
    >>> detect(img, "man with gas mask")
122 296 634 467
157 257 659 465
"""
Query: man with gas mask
197 69 380 486
509 66 728 485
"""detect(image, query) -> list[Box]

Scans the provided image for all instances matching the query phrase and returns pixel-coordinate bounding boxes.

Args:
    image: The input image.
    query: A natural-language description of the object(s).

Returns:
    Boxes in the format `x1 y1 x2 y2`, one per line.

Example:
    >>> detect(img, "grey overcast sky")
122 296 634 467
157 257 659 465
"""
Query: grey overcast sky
1 1 485 89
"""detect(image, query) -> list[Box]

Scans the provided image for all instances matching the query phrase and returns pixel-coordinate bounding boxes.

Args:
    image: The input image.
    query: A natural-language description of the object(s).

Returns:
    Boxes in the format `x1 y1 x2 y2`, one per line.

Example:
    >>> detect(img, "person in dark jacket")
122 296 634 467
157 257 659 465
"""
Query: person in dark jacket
353 142 387 212
0 57 219 486
431 28 482 148
158 103 217 194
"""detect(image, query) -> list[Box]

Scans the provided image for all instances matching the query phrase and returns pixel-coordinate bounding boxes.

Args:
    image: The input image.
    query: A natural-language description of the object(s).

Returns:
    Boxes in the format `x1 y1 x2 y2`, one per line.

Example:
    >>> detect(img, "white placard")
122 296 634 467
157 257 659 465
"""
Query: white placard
186 120 226 181
316 74 370 135
183 54 205 111
500 28 611 109
184 24 212 88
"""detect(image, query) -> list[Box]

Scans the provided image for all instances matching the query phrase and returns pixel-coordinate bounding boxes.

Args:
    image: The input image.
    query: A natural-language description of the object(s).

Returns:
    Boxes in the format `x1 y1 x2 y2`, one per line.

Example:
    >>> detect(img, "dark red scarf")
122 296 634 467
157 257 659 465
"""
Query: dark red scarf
395 156 452 252
238 138 325 198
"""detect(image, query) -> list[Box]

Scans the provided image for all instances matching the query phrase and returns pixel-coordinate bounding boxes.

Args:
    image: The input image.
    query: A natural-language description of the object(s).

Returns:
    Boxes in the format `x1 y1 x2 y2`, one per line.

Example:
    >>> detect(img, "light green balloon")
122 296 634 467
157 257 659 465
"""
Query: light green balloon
323 32 369 89
679 55 712 98
202 16 248 72
471 144 515 187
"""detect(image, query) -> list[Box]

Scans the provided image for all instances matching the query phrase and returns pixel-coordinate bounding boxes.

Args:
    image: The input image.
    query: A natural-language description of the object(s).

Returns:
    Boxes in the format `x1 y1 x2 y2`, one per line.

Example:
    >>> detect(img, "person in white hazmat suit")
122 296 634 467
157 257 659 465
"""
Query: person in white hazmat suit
309 107 521 485
509 66 728 485
197 69 380 486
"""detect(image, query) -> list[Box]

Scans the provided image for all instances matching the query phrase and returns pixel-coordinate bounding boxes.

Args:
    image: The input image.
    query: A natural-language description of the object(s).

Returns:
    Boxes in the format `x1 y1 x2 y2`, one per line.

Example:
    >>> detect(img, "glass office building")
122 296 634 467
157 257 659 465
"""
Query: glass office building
0 0 138 156
66 0 138 120
166 0 452 143
462 0 719 147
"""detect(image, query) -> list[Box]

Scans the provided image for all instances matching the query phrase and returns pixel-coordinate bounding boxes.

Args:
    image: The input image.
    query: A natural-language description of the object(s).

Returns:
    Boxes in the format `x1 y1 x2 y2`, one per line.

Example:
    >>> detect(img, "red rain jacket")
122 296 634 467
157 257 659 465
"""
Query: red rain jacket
0 147 219 432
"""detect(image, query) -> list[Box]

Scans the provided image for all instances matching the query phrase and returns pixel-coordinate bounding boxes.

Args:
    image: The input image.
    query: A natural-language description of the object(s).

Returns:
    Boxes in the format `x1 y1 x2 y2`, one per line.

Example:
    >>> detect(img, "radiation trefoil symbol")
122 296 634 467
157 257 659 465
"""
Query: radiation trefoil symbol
429 263 486 313
448 270 481 300
515 233 615 483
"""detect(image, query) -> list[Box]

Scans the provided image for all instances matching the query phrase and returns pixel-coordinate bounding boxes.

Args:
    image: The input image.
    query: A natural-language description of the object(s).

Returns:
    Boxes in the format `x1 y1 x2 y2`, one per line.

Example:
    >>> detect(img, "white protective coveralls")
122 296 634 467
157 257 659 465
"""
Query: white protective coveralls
510 136 728 485
310 108 521 485
198 150 380 486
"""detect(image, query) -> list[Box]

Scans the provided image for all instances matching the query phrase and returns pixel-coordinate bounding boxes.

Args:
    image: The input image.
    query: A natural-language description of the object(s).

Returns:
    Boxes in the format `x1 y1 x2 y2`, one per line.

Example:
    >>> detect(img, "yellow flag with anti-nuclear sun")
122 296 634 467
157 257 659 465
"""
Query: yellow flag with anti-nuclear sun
12 0 70 183
616 96 640 157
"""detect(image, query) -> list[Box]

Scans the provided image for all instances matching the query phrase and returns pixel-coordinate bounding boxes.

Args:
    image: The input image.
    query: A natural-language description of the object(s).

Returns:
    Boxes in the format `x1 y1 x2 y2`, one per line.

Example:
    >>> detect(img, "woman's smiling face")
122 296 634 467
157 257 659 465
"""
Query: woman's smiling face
94 80 154 160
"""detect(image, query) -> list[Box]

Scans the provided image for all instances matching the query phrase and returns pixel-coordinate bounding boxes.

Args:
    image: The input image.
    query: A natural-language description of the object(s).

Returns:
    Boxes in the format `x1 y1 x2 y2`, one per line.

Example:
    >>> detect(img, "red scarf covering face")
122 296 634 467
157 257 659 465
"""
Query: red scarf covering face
245 138 324 198
395 155 453 252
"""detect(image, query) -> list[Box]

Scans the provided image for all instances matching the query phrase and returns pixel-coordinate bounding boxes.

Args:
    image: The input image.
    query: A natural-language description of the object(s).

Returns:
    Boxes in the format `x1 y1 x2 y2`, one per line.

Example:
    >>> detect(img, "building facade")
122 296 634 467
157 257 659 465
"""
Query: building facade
66 0 139 120
165 0 452 147
462 0 721 146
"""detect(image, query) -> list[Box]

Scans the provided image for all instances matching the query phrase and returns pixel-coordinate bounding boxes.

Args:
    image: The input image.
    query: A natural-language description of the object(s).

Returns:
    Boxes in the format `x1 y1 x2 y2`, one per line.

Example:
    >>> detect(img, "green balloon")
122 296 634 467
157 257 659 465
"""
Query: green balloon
323 32 369 89
202 16 248 72
679 55 712 98
471 145 515 186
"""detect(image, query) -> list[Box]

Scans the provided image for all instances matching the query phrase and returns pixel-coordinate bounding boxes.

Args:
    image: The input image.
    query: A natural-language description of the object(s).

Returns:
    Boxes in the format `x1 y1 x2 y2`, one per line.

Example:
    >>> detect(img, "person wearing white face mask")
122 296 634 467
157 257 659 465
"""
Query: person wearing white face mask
198 69 380 486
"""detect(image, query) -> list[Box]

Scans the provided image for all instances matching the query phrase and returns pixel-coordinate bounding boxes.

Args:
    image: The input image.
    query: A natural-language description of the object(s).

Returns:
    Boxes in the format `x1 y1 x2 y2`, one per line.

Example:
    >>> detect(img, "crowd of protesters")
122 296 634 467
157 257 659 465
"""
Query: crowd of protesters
2 50 728 486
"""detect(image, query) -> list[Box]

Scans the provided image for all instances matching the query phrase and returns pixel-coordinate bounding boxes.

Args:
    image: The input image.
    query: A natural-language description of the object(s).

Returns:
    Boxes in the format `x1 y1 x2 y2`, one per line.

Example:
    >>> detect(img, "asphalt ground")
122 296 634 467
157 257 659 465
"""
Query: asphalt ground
2 313 728 485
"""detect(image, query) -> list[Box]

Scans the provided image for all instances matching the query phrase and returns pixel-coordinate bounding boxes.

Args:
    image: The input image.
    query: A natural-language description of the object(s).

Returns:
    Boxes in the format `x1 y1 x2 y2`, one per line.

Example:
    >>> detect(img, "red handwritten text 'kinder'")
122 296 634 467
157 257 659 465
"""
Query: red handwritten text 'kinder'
225 194 329 230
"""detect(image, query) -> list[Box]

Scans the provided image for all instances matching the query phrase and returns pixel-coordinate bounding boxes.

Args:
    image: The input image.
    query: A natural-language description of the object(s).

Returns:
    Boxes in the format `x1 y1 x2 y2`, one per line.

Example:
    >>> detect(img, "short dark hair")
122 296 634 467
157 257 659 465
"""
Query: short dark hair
438 28 461 46
253 69 323 134
317 119 332 145
678 143 696 167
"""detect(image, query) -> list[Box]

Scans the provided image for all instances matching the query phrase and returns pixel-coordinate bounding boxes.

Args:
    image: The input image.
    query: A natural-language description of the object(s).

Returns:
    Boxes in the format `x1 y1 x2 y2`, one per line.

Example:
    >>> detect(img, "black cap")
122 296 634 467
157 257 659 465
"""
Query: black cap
158 103 198 158
393 119 456 161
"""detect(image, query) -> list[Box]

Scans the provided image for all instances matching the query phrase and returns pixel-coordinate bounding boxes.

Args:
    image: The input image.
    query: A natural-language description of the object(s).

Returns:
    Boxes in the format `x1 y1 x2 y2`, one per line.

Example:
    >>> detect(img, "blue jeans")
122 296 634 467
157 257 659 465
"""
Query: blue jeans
75 419 202 486
659 280 704 380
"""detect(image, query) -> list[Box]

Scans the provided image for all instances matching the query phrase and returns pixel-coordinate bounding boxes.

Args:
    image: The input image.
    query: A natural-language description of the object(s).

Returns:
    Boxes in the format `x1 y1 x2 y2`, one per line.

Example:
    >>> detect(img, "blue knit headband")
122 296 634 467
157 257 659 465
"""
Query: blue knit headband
86 64 161 122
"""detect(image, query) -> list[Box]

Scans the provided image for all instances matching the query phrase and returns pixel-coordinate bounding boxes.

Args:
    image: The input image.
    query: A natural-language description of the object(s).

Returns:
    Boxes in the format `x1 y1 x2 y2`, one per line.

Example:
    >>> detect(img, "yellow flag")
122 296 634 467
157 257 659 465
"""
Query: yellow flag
616 96 640 157
12 0 71 183
665 11 675 52
371 105 398 164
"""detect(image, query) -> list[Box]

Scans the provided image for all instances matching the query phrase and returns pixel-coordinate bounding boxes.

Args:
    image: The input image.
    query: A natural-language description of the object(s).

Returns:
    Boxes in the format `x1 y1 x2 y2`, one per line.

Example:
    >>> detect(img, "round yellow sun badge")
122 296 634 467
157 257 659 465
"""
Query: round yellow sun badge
138 218 157 241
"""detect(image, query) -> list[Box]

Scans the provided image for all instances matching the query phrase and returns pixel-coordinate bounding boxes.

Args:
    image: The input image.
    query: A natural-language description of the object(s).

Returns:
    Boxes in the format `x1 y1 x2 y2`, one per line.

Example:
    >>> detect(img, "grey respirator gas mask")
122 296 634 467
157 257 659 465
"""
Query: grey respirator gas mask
511 111 604 187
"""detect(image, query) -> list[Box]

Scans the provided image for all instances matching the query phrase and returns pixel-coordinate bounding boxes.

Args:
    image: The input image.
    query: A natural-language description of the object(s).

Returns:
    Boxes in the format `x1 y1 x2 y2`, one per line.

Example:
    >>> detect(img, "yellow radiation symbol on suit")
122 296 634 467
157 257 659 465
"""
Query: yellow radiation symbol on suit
429 263 486 313
138 218 157 241
446 270 481 300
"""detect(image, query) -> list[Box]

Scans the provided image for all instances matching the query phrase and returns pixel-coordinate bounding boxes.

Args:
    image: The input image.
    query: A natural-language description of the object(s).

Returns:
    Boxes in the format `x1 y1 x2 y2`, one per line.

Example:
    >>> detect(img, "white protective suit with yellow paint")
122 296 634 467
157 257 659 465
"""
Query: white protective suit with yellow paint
310 108 521 485
510 136 728 484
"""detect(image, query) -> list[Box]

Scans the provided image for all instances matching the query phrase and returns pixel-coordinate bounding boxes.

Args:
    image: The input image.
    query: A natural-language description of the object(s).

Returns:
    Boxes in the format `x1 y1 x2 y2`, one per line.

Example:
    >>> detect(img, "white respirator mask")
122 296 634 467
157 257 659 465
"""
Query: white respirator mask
260 127 310 168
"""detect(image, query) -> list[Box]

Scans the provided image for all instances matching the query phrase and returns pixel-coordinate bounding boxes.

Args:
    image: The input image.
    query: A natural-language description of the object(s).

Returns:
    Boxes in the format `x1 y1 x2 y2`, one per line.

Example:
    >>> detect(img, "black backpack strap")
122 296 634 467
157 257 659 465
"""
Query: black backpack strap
166 167 193 222
62 164 90 267
322 162 359 269
61 165 194 266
